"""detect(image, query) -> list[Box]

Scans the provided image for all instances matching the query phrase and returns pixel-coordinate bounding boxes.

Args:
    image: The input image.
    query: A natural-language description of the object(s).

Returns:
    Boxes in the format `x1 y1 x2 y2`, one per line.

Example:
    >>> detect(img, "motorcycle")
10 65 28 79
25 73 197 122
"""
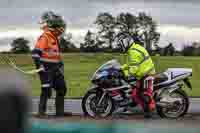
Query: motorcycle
81 59 192 118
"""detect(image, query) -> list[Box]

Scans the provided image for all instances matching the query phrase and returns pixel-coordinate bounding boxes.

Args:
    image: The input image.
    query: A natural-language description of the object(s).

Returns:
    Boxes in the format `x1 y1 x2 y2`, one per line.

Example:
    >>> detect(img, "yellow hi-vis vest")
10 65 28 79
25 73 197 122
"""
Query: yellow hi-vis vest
121 43 155 79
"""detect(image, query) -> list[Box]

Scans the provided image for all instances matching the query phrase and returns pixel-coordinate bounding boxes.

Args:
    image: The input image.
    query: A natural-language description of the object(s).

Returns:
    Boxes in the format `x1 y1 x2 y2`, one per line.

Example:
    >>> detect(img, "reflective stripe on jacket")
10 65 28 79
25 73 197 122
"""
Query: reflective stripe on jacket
33 31 61 63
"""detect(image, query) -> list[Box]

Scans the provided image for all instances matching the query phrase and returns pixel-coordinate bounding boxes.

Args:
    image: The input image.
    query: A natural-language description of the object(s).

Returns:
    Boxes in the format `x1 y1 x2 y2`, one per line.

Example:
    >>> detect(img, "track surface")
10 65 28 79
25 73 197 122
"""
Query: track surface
31 97 200 115
31 98 200 128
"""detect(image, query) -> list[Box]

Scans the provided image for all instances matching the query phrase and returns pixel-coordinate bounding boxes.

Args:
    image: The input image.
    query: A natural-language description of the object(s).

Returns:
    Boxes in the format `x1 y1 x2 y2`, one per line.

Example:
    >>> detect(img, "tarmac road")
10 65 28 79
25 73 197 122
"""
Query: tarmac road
31 97 200 128
31 97 200 115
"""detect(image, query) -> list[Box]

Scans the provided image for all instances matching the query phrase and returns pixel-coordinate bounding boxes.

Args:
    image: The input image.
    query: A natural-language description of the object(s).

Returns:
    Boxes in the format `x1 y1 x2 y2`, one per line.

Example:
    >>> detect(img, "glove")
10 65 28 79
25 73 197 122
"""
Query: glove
121 64 129 71
38 64 45 73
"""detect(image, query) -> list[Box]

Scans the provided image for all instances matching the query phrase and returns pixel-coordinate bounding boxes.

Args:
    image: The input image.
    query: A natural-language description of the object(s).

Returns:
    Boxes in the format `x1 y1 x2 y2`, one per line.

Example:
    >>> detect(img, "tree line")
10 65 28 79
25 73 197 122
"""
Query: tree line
6 12 200 56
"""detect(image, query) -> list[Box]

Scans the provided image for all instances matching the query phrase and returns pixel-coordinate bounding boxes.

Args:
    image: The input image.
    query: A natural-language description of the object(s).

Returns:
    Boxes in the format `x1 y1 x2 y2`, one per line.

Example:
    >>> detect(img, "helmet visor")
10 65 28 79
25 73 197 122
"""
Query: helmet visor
118 37 132 52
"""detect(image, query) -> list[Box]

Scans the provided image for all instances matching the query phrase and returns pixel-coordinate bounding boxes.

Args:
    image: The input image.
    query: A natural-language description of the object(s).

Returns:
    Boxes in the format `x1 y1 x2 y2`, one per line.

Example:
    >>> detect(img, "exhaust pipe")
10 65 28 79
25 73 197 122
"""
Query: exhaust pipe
156 102 167 107
156 102 173 107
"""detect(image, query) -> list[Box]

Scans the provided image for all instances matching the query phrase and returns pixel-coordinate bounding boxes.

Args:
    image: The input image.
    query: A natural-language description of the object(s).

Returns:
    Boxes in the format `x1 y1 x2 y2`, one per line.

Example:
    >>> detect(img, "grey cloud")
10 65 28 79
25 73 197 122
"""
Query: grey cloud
0 0 200 29
0 0 99 29
0 38 13 46
0 0 200 51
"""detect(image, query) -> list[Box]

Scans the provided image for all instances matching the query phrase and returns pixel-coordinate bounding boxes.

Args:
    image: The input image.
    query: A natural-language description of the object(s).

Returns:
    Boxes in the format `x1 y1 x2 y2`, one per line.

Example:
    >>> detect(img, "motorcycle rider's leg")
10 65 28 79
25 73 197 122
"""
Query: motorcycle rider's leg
143 95 152 118
137 77 154 118
143 76 155 118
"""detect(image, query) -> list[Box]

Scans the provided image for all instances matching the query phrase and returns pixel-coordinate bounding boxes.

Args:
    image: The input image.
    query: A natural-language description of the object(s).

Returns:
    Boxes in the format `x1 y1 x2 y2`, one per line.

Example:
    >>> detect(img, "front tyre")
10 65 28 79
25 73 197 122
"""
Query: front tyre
156 89 189 119
81 90 115 118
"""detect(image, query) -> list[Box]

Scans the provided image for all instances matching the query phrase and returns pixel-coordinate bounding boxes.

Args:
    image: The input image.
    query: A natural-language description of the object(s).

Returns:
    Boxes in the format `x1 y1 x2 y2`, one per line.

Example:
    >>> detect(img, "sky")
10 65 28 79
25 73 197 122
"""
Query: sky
0 0 200 51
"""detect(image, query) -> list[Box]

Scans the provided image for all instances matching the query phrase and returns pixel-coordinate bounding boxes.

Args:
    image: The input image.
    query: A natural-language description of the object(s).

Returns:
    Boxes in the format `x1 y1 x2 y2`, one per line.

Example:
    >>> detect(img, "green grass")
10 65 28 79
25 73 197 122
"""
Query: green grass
0 53 199 97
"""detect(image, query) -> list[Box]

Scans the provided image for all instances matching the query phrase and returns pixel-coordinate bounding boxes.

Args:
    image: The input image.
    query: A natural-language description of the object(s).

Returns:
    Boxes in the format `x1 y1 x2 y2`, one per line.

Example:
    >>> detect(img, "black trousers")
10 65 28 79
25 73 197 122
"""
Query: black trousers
38 67 67 116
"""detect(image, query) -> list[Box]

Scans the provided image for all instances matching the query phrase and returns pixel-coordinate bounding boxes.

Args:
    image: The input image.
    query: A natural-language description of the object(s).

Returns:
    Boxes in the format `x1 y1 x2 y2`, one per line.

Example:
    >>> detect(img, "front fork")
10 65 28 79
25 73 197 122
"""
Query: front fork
94 90 108 115
97 91 106 106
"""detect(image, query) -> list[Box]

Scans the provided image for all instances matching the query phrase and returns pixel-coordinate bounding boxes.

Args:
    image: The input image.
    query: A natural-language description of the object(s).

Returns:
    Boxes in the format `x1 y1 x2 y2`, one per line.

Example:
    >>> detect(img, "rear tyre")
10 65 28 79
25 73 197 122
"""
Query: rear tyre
156 89 189 119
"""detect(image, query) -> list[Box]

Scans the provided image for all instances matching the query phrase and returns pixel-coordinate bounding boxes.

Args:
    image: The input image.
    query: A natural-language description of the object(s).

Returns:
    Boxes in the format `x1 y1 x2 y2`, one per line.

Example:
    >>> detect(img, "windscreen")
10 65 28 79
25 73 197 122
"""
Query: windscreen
91 59 121 80
96 59 121 73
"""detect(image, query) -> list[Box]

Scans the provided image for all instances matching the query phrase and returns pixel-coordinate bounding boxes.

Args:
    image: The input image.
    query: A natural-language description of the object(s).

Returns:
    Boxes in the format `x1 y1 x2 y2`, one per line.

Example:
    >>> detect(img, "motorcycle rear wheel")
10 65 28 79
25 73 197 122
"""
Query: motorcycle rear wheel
156 89 189 119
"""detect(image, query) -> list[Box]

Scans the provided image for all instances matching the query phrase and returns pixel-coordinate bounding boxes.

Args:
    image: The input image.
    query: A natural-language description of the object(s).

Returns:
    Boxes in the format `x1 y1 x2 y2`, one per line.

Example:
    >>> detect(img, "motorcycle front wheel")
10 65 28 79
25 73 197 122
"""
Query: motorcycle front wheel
81 90 115 118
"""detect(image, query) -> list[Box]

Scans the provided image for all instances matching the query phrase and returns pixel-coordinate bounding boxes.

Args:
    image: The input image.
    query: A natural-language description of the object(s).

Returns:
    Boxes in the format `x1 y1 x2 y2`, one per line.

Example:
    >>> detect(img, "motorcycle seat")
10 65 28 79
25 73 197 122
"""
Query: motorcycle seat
154 73 168 84
128 77 137 82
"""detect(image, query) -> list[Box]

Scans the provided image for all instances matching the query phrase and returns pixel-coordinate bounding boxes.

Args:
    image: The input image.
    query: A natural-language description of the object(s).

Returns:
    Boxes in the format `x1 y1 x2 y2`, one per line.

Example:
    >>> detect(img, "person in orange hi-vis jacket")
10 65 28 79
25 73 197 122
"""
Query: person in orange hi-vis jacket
32 11 69 117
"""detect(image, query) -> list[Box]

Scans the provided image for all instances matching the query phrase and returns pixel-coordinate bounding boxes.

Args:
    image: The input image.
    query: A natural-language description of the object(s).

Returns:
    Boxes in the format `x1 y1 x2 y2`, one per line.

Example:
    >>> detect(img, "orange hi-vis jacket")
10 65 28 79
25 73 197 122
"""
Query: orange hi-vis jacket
32 31 62 69
36 31 61 63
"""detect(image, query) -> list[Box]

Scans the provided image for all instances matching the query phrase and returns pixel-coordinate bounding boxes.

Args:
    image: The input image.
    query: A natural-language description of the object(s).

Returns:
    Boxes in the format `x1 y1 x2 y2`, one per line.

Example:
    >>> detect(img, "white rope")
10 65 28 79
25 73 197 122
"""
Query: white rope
9 58 43 74
1 55 43 75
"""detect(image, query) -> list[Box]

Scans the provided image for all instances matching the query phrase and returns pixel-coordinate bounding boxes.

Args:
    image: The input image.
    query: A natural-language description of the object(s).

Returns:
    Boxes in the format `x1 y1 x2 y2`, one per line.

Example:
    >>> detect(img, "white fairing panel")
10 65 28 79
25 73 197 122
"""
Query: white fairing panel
156 68 192 86
166 68 192 80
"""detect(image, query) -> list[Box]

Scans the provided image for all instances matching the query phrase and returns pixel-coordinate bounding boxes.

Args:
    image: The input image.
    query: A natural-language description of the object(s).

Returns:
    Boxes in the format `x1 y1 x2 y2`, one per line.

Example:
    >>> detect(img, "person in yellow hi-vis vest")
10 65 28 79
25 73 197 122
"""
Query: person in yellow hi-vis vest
115 32 156 118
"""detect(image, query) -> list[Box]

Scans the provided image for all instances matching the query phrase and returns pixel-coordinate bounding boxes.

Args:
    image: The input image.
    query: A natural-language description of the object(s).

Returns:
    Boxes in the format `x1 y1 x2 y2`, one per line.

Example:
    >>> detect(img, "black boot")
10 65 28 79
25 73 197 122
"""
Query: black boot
144 112 152 119
142 95 153 119
38 91 48 118
143 101 153 119
47 88 52 99
55 93 64 117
